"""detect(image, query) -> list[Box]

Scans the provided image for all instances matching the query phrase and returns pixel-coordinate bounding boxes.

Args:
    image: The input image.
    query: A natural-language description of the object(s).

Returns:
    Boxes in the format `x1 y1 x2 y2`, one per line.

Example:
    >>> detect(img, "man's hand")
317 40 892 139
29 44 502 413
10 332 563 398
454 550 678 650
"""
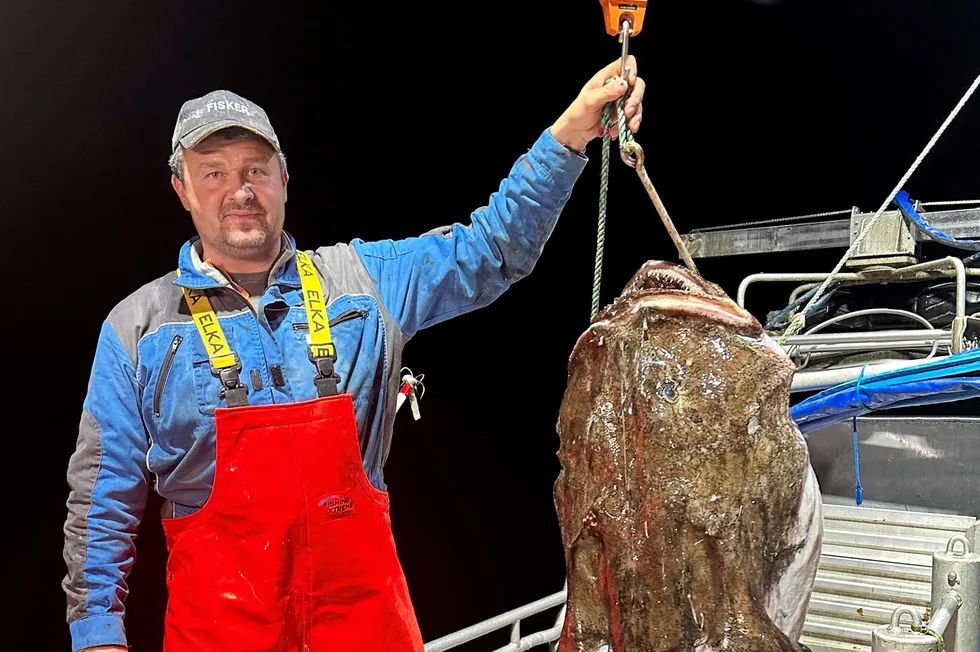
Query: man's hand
550 55 646 153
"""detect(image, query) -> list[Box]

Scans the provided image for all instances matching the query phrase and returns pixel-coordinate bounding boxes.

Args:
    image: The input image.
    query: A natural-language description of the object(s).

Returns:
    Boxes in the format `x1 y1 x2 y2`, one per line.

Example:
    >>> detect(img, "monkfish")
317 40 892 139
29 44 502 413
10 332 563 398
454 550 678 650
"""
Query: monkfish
553 261 822 652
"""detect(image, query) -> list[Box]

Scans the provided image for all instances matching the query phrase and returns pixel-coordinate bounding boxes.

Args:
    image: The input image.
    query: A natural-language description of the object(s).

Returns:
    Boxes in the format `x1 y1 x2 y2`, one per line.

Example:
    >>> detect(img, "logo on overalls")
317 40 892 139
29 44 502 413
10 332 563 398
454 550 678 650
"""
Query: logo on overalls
318 494 355 520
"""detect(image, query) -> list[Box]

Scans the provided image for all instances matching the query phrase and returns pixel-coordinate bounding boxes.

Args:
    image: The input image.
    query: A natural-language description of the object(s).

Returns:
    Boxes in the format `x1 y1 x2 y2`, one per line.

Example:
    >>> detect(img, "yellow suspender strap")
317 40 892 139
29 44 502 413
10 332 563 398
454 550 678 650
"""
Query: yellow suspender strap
295 250 335 359
295 250 341 396
182 286 238 368
177 269 249 407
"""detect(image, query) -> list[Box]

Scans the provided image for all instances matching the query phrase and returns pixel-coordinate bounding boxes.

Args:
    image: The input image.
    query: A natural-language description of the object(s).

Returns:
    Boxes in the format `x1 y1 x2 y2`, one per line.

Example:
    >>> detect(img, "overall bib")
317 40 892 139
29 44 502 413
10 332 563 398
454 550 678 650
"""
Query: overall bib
161 251 425 651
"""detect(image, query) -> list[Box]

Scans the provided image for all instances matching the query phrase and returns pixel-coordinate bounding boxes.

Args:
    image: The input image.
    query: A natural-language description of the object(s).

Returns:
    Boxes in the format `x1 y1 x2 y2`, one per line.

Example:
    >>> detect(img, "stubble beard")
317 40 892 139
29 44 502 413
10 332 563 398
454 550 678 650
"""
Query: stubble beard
221 218 272 250
214 200 281 258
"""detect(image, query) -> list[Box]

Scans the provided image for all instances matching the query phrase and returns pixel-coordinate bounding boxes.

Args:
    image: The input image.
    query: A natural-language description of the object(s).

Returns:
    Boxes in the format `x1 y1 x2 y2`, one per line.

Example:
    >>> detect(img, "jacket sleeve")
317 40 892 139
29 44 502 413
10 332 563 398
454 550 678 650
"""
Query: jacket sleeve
350 127 588 339
63 319 150 651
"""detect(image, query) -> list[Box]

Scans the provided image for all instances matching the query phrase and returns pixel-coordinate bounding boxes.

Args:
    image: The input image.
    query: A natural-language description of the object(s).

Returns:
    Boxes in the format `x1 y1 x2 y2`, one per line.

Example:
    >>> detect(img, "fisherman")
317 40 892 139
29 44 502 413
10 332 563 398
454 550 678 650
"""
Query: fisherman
62 56 645 652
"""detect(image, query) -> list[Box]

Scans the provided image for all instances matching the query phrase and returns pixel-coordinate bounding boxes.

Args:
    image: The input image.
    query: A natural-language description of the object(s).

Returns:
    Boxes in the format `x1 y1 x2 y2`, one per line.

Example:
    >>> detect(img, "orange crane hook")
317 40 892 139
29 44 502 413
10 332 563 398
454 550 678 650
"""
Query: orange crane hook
598 1 647 80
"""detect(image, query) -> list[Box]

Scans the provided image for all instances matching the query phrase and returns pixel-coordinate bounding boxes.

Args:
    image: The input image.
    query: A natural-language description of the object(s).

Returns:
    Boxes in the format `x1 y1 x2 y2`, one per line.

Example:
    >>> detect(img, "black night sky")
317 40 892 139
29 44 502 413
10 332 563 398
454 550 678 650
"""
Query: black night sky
3 1 978 650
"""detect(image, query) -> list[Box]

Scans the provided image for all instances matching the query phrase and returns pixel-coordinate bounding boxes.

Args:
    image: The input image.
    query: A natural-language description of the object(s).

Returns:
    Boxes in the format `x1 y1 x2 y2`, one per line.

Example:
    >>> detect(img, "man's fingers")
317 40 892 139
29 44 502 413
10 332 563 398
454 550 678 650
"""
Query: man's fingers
582 77 628 111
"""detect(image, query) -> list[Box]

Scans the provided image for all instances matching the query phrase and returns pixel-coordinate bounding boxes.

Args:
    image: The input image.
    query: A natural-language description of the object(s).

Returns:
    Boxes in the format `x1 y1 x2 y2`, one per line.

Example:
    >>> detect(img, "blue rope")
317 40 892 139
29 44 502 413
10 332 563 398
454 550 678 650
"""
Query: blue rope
851 365 870 506
893 190 980 251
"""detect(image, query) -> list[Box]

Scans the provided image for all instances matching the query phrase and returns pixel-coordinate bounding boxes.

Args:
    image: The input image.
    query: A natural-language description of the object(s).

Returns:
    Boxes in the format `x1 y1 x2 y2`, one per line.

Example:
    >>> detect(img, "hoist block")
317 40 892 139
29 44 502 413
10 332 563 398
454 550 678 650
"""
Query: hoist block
599 0 648 37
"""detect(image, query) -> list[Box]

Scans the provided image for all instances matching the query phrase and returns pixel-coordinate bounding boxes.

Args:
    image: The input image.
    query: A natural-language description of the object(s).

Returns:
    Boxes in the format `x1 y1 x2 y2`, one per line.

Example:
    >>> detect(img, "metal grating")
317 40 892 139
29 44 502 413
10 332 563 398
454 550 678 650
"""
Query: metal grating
800 504 978 652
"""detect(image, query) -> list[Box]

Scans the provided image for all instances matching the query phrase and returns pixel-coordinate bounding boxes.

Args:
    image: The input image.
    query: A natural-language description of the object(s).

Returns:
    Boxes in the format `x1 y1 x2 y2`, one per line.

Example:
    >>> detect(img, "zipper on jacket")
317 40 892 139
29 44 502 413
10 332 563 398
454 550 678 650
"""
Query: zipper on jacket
292 308 368 331
153 334 183 417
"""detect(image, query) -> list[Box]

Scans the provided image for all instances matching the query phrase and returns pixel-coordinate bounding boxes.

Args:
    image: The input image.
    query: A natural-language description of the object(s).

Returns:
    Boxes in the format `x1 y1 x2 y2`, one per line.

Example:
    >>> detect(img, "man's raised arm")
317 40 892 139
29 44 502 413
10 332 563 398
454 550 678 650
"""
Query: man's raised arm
344 57 645 338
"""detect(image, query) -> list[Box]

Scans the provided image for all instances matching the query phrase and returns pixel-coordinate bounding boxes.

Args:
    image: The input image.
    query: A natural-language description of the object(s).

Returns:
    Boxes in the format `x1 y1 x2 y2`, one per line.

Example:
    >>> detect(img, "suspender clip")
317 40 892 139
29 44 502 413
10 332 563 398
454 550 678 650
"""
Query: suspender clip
309 346 340 397
211 355 249 407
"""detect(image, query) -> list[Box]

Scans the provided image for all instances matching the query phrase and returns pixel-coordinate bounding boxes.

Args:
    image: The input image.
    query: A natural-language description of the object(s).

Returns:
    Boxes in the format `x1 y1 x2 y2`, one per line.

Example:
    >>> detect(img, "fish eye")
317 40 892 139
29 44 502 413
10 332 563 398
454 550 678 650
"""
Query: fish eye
657 379 679 403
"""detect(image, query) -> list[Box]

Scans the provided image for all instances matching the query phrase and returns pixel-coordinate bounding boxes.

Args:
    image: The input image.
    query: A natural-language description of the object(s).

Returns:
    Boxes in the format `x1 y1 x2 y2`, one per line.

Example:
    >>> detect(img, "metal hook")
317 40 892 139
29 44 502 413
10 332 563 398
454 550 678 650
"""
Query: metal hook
625 141 701 275
619 17 632 81
887 606 922 632
617 19 637 169
945 534 971 555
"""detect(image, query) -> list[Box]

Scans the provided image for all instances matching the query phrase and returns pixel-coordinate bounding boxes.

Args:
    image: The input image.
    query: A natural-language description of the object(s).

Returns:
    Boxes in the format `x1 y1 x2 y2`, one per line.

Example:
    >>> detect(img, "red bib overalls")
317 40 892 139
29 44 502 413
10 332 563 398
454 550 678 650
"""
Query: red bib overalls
162 252 424 651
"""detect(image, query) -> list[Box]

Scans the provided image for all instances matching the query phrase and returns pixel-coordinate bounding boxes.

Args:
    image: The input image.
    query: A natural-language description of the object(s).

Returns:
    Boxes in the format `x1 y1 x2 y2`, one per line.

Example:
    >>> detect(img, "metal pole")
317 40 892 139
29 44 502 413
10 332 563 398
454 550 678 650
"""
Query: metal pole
887 256 967 353
886 256 966 323
781 329 950 345
737 272 865 307
932 534 980 652
789 357 954 392
926 591 962 640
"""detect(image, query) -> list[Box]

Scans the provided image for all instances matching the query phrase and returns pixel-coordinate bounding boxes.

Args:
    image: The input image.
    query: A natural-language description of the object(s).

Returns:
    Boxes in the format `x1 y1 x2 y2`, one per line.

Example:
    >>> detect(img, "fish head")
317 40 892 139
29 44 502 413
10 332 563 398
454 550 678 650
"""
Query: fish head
565 260 804 527
573 260 796 409
619 260 761 337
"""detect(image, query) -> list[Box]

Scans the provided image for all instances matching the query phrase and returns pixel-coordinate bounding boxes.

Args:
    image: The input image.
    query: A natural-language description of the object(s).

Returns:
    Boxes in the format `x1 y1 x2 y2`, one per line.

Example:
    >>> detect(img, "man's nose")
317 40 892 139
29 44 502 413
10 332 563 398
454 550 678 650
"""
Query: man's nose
233 181 254 201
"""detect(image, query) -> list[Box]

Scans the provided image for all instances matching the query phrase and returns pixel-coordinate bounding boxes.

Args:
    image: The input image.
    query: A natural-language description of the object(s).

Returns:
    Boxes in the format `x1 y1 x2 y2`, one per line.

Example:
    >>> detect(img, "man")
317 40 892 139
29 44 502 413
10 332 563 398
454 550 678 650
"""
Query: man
63 56 645 652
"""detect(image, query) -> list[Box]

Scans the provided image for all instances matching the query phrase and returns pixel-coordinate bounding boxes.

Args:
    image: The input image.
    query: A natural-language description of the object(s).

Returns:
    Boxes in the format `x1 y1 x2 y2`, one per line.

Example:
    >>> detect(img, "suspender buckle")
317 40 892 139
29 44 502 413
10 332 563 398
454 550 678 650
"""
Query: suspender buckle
211 354 249 407
309 344 340 397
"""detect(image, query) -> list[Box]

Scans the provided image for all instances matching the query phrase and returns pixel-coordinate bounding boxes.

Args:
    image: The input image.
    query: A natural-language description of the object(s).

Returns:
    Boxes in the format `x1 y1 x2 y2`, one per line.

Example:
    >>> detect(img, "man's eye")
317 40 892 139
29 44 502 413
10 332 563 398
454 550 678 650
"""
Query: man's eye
249 168 265 176
207 171 221 179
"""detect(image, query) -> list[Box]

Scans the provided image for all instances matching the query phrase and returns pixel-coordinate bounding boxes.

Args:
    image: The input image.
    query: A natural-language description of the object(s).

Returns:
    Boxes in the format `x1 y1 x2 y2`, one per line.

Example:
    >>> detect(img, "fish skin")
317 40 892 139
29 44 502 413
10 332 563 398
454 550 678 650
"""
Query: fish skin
553 260 823 652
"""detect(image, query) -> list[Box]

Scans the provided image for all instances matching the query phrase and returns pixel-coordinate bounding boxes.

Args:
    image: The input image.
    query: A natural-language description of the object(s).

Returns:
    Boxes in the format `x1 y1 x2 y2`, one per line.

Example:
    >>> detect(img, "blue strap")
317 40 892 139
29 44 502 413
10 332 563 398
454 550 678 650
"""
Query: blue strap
854 364 871 409
893 190 980 251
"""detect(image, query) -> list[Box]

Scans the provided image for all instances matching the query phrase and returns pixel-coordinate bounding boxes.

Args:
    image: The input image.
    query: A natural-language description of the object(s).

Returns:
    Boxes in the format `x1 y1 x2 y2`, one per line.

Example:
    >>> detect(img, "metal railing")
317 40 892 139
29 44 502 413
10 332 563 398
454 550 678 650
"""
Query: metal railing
424 589 566 652
732 257 978 392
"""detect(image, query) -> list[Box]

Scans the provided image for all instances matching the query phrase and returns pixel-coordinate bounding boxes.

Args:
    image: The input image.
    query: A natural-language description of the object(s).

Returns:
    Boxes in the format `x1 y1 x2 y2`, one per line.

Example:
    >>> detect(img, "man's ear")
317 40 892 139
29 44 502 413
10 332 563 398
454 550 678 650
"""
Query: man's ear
172 174 191 212
282 167 290 203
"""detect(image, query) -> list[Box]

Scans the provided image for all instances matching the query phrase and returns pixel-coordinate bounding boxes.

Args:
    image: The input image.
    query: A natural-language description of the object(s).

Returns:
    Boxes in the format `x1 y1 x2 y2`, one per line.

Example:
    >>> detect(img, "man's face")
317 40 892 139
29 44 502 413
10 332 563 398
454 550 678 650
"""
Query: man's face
171 130 289 261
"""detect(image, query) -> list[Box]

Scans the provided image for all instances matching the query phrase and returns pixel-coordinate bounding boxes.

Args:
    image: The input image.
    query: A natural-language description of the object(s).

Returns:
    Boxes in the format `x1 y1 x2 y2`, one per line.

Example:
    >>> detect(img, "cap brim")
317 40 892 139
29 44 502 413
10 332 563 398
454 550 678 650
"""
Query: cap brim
177 120 278 151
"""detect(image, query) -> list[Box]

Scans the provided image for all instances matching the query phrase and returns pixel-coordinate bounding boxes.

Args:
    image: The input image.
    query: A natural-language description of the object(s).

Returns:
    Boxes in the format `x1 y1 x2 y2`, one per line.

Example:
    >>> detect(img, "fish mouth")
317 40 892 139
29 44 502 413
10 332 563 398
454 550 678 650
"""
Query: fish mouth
621 261 763 336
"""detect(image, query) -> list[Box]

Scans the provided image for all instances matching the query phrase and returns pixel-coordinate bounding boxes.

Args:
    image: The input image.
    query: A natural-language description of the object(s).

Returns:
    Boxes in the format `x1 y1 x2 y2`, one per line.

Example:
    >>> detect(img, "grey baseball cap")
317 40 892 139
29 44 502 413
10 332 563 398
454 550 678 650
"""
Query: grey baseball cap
171 89 280 153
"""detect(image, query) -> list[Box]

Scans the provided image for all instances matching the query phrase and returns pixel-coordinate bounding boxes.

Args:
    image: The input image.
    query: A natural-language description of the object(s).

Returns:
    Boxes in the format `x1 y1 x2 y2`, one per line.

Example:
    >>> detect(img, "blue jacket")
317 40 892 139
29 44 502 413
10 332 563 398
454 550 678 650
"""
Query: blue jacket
62 127 588 650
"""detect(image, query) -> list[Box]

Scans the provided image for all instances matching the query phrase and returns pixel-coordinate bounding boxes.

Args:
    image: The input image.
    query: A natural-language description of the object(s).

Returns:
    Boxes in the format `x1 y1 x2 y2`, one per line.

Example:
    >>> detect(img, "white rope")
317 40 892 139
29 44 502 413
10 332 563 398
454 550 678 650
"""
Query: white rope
779 69 980 343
